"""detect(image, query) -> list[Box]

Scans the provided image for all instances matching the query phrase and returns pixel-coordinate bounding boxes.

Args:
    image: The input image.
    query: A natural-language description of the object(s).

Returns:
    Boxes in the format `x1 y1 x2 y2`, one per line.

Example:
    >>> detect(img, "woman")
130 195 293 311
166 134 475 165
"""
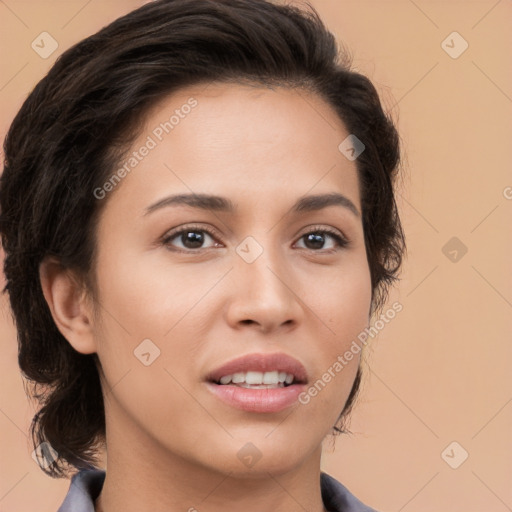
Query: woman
0 0 405 510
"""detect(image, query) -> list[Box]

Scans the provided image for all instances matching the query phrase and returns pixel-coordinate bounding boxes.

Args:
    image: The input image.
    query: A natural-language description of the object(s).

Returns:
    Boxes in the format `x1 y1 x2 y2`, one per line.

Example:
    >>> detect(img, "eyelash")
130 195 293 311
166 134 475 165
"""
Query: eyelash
161 223 350 254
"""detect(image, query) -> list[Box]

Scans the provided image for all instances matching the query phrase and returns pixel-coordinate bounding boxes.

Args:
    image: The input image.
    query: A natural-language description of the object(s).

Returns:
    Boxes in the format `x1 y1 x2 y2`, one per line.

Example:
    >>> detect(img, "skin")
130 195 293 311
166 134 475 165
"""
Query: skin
40 82 372 512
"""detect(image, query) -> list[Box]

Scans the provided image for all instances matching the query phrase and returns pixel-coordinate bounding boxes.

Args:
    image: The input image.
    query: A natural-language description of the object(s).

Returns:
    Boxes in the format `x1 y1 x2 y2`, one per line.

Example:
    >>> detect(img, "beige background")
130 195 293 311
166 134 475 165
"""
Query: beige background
1 1 511 511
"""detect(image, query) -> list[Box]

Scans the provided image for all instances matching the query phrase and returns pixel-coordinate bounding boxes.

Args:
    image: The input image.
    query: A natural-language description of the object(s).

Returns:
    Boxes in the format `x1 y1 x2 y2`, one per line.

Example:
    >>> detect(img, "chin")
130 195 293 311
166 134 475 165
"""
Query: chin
208 435 317 479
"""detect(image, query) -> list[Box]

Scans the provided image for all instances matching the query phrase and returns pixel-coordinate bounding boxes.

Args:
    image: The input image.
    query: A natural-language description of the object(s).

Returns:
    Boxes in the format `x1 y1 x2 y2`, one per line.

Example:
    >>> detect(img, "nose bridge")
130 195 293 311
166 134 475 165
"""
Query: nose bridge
236 232 290 297
227 231 301 330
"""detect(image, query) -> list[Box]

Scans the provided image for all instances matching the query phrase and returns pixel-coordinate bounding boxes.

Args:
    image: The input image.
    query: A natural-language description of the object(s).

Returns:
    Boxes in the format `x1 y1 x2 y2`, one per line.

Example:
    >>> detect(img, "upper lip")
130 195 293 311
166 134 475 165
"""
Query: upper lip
206 352 308 384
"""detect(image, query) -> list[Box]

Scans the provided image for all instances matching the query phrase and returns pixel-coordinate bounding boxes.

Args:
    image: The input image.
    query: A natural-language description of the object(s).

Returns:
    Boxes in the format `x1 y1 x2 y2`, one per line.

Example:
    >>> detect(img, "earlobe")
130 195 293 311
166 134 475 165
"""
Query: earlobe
39 257 97 355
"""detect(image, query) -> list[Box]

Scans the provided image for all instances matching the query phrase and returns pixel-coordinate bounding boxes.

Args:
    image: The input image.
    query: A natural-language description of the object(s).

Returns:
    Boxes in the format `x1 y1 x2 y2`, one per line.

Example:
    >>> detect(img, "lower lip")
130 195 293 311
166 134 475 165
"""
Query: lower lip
205 382 307 413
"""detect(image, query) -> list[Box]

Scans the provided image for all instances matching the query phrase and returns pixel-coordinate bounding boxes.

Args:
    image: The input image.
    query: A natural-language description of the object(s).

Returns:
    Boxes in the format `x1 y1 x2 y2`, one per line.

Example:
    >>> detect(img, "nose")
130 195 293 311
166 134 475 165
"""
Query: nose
224 241 303 335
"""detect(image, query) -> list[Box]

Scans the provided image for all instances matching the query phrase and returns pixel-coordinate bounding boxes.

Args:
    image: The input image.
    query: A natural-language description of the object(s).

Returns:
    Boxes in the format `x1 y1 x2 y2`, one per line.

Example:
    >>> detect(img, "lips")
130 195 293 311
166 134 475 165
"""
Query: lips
205 352 309 385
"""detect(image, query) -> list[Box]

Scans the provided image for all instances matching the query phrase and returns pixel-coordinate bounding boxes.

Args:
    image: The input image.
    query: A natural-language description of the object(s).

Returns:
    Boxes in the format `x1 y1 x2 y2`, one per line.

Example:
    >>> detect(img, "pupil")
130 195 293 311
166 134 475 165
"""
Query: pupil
306 232 324 249
183 231 203 248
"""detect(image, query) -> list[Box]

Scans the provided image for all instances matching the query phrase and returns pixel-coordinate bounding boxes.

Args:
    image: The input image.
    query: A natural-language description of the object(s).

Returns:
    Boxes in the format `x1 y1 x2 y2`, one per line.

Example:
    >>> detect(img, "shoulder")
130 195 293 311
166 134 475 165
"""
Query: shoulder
321 471 380 512
57 468 106 512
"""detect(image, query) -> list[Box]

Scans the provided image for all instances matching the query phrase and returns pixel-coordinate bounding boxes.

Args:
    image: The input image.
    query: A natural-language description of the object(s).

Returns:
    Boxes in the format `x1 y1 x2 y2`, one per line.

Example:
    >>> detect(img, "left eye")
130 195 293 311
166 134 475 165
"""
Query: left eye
295 230 348 251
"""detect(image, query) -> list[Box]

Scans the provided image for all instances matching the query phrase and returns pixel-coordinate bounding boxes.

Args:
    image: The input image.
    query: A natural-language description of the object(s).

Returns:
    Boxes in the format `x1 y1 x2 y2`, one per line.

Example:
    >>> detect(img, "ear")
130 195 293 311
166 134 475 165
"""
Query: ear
39 257 97 355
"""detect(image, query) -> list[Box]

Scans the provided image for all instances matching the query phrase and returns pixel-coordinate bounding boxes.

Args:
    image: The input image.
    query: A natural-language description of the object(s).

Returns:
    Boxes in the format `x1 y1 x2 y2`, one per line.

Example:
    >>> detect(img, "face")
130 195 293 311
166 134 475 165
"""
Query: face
87 82 372 476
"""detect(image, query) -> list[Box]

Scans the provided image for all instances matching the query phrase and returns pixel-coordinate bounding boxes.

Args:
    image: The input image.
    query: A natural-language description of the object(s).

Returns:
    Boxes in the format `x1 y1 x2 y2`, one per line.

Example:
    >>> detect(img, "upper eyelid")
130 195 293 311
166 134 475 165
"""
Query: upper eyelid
163 223 221 241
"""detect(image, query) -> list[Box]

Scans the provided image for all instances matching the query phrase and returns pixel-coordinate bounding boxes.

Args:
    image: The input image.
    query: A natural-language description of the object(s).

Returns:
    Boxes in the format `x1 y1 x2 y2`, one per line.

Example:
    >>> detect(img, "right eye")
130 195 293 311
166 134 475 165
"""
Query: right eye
161 224 223 252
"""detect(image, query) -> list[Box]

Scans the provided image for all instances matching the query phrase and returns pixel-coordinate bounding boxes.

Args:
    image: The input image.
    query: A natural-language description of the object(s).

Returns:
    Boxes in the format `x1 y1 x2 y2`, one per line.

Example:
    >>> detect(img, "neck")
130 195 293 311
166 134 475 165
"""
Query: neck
94 411 328 512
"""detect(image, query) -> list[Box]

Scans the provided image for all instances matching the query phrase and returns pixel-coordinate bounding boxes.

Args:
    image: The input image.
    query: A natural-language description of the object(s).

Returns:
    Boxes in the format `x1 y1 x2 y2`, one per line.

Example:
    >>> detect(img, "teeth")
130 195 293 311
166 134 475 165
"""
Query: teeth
236 382 285 389
217 370 295 386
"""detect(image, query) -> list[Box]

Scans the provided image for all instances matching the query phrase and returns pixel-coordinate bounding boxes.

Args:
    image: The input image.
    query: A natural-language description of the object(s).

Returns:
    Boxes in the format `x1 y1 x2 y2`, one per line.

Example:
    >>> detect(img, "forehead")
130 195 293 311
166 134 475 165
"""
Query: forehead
100 82 360 217
143 82 351 163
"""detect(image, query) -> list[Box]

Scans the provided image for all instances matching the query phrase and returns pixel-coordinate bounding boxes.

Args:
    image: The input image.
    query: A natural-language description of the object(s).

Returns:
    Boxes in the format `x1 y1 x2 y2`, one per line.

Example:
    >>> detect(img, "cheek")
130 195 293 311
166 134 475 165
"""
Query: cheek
93 247 214 338
91 252 221 399
310 253 372 341
91 260 204 437
297 257 371 420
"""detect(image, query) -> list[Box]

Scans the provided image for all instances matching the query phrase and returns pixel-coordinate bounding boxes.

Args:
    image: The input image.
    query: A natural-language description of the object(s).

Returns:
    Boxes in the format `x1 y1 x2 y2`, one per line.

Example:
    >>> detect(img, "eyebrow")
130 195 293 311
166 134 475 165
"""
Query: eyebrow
144 192 360 218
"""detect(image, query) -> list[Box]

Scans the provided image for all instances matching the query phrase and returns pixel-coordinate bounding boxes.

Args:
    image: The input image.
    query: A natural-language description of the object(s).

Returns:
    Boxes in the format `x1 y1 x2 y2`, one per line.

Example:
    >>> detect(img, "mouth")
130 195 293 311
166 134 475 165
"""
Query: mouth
205 352 308 387
204 352 308 413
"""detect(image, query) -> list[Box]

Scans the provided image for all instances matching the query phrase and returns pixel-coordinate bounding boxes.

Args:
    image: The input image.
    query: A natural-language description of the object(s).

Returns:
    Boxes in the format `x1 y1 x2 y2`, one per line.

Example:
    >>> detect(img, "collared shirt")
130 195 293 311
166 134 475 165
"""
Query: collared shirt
57 468 378 511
